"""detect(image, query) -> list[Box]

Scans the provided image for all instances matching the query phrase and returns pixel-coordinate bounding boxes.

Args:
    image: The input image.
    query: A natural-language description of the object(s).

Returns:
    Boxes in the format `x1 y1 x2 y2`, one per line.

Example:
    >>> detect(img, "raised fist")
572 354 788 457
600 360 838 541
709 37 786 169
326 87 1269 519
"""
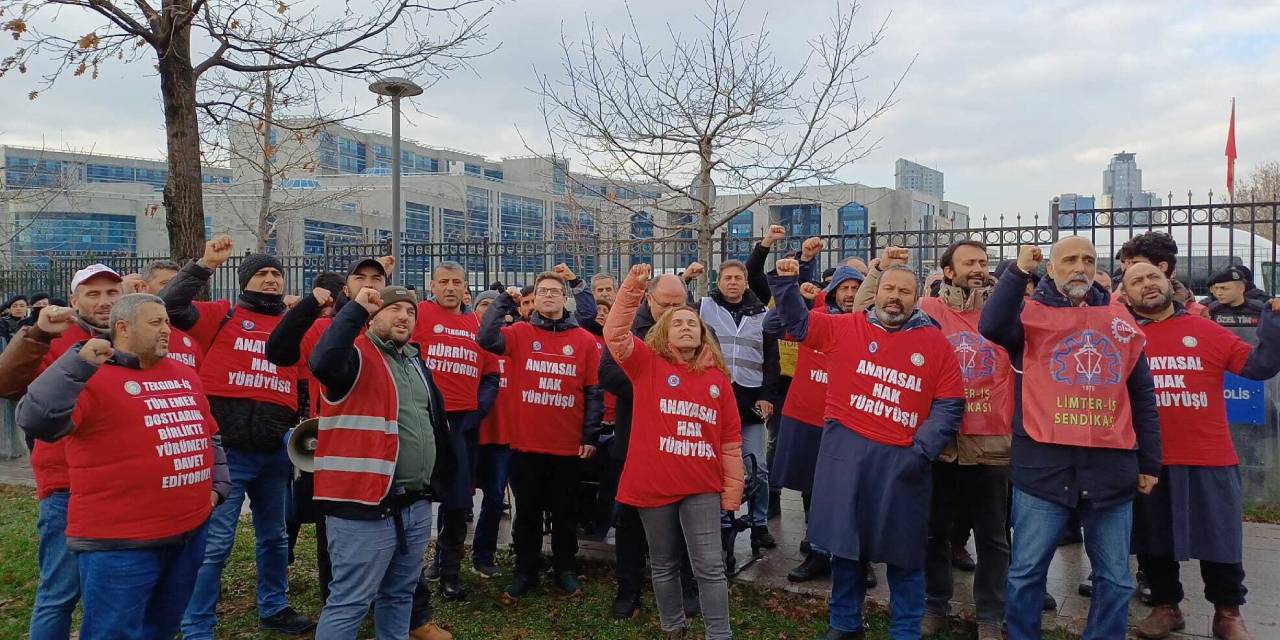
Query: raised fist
354 287 384 315
312 287 334 308
1017 245 1044 274
199 234 234 270
283 295 302 309
36 306 75 335
762 224 786 248
121 273 148 294
880 246 909 269
553 263 577 282
800 282 821 300
628 263 653 283
801 237 825 260
505 286 522 301
79 338 114 366
682 261 706 282
376 255 396 275
1268 298 1280 314
776 258 800 277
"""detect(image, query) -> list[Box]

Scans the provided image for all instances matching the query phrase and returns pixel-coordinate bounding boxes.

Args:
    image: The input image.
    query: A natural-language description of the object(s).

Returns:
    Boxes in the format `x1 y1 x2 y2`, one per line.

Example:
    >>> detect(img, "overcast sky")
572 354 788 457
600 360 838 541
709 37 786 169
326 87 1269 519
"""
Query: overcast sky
2 0 1277 225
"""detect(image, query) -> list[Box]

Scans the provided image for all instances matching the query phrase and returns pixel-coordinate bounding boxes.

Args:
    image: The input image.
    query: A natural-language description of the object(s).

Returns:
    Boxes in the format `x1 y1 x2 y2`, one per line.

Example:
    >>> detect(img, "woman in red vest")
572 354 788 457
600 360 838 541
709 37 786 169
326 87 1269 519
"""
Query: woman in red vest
604 263 744 640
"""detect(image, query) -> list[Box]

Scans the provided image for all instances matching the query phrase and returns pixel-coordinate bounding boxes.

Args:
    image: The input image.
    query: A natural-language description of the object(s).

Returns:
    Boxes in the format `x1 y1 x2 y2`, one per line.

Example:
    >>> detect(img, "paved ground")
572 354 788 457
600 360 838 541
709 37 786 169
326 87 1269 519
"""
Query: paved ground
2 454 1277 638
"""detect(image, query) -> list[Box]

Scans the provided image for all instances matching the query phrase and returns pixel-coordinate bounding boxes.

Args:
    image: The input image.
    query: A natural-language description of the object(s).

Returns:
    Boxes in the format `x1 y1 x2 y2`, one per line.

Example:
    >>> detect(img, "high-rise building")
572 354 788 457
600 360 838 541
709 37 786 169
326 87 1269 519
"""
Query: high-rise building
895 158 944 200
1102 151 1162 208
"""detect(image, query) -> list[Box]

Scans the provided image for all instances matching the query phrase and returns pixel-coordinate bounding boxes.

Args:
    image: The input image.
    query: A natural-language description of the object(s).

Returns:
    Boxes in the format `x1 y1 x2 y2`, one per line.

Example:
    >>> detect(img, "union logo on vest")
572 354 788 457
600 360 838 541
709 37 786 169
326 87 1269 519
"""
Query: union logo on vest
1050 330 1122 387
948 331 995 382
667 374 681 387
241 319 255 331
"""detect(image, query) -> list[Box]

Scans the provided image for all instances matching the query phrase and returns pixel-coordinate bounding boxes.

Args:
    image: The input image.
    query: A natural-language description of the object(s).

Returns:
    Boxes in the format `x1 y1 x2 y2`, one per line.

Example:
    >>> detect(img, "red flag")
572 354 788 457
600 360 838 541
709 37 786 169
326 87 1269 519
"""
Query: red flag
1226 98 1237 200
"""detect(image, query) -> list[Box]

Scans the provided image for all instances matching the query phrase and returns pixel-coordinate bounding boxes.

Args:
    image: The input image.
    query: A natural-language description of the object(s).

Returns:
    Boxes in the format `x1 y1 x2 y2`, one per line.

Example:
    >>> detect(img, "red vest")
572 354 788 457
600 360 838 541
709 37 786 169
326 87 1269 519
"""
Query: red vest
920 298 1014 436
414 302 491 413
1020 301 1146 449
166 327 202 369
479 355 512 446
501 322 600 456
65 359 215 540
190 301 297 410
782 344 829 427
299 317 333 417
32 323 97 499
314 335 401 505
615 338 741 508
1142 314 1251 466
805 311 965 447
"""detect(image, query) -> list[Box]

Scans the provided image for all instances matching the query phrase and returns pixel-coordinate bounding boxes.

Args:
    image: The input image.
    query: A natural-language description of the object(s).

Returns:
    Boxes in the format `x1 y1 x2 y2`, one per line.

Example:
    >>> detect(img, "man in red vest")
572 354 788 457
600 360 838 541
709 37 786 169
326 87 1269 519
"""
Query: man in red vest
478 271 604 602
1115 232 1208 318
18 293 231 639
307 285 456 640
1121 262 1279 640
163 235 315 638
980 238 1163 640
0 264 119 640
416 261 500 600
124 259 204 369
770 258 965 640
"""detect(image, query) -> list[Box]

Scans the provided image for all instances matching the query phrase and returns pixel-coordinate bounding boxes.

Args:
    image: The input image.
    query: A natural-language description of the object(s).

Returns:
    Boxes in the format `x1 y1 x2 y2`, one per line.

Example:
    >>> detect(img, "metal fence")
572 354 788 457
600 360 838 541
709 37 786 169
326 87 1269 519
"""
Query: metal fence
3 200 1280 301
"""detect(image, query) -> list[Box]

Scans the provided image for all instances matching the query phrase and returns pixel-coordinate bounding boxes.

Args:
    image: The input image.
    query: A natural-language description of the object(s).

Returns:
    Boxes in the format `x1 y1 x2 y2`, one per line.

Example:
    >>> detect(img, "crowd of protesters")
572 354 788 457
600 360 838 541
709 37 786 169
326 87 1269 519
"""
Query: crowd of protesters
0 227 1271 640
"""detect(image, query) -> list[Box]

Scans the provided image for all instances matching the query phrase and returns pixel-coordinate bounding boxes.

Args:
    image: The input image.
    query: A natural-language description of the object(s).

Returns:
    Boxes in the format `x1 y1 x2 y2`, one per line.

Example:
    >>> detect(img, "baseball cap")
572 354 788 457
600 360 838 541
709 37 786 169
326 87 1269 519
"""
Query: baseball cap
70 264 123 290
347 257 387 279
376 286 417 312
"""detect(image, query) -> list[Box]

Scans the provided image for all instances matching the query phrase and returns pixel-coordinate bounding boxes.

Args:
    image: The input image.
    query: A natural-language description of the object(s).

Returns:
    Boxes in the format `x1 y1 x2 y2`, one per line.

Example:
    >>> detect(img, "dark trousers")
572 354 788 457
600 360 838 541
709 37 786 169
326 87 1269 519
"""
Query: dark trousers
472 444 513 566
1137 555 1247 607
925 462 1010 624
511 452 581 575
434 419 479 577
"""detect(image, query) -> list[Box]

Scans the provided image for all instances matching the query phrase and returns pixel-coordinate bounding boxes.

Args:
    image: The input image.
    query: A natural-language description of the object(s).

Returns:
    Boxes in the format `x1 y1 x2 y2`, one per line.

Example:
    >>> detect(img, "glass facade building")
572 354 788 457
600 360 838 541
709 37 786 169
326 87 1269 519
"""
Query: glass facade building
14 212 137 259
498 193 546 272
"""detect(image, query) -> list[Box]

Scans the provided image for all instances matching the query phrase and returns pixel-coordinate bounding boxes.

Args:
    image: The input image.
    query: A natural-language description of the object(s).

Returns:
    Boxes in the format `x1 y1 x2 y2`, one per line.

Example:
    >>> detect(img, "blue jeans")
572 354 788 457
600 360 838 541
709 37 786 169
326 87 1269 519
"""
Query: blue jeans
472 443 512 566
30 491 79 640
1006 488 1134 640
317 499 433 640
182 447 292 639
829 556 924 639
77 525 208 640
722 422 769 528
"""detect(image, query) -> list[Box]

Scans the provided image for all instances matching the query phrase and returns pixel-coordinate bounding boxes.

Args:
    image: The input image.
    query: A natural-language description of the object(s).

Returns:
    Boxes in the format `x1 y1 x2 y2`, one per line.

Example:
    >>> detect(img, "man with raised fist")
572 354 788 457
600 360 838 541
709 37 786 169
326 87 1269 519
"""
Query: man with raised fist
18 294 230 640
164 235 315 638
307 285 455 640
980 238 1162 640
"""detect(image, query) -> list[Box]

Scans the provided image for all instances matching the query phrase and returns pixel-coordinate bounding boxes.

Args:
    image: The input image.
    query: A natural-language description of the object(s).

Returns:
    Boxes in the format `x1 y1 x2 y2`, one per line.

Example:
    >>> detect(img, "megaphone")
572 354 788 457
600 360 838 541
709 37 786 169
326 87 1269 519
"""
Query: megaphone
286 418 319 473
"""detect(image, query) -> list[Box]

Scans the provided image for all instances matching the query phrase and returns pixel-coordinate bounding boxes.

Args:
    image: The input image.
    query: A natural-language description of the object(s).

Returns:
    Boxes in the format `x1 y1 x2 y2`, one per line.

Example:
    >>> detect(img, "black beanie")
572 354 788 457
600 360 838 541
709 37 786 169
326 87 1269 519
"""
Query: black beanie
238 253 284 291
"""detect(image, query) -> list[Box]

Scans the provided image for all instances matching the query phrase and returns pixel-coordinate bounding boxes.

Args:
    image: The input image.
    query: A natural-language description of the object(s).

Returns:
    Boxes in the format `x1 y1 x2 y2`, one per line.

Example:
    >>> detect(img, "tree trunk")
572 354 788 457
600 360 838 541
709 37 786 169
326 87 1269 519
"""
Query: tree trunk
256 74 274 252
157 7 205 264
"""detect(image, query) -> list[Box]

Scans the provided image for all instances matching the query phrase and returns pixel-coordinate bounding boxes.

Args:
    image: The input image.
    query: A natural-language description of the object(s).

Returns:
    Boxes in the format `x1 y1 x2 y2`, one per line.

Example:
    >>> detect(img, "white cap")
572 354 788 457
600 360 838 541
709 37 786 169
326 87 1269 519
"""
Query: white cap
70 264 123 291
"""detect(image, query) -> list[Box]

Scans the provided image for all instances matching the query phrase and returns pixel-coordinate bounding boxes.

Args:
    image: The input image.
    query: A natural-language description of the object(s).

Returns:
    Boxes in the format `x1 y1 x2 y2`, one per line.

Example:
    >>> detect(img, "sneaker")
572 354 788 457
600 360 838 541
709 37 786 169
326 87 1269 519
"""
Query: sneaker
820 628 866 639
440 574 466 601
1042 591 1058 611
921 612 948 636
1078 578 1093 598
554 570 582 596
472 560 502 579
612 582 641 619
787 553 831 583
751 525 778 550
799 538 812 555
501 573 538 604
260 606 316 635
951 546 976 572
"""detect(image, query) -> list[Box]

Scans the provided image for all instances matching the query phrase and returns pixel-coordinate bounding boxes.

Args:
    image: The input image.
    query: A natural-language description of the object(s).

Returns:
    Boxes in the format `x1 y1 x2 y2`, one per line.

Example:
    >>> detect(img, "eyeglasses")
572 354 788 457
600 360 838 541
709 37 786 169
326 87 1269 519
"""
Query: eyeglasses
534 287 565 298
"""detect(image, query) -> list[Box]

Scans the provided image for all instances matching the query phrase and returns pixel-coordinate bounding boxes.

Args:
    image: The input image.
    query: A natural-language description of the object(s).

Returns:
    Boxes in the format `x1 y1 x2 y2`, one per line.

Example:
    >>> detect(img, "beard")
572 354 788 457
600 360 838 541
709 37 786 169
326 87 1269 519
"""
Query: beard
1061 275 1092 300
875 306 907 327
1133 290 1173 314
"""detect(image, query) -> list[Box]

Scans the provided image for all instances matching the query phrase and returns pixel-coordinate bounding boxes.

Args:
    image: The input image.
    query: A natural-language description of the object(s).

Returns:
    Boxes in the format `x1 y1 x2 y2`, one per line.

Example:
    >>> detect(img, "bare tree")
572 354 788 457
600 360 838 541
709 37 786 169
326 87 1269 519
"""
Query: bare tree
532 0 908 263
1235 161 1280 204
1 0 495 262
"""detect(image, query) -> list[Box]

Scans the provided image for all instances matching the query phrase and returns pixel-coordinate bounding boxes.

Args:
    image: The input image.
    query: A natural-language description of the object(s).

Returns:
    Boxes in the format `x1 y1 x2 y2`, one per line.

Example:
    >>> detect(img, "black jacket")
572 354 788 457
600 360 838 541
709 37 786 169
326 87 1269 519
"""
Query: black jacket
1207 297 1267 329
477 292 605 449
307 301 457 518
979 268 1162 509
598 300 659 462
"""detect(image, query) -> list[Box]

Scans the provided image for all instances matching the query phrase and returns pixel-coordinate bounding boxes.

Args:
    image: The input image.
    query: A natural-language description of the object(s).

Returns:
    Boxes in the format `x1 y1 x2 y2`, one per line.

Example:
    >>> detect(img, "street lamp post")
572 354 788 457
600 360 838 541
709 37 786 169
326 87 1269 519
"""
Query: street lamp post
368 77 424 284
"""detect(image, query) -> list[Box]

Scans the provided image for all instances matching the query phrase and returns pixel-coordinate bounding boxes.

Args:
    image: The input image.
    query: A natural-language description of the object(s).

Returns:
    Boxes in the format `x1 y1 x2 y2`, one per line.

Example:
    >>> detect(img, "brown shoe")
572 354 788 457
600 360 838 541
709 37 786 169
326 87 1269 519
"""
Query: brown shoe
1136 604 1185 639
1212 605 1254 640
409 621 454 640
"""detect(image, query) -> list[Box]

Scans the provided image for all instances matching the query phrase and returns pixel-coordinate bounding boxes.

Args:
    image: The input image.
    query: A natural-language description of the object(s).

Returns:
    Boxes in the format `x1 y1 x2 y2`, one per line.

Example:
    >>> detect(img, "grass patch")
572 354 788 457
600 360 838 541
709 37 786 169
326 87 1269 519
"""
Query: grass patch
0 484 1079 638
1243 502 1280 524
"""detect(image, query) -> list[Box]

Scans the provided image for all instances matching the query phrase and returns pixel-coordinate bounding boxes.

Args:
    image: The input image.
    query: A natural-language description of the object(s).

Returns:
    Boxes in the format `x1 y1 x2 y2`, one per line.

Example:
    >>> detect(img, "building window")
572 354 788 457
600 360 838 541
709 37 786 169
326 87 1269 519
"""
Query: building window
552 164 567 194
405 201 431 242
303 219 363 255
6 156 74 188
415 155 439 173
777 204 822 237
837 201 870 260
14 212 137 260
86 163 134 184
483 168 504 181
724 210 755 261
465 187 492 241
464 163 483 177
498 193 545 273
553 203 597 275
337 137 367 174
629 211 654 265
